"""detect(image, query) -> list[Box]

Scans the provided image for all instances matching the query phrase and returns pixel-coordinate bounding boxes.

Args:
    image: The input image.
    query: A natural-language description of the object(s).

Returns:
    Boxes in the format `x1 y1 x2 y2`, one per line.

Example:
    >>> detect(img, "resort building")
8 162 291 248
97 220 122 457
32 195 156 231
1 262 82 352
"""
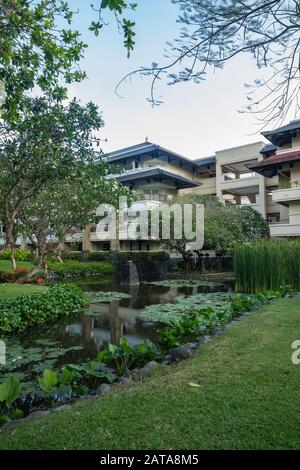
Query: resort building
2 120 300 253
250 119 300 238
77 137 290 253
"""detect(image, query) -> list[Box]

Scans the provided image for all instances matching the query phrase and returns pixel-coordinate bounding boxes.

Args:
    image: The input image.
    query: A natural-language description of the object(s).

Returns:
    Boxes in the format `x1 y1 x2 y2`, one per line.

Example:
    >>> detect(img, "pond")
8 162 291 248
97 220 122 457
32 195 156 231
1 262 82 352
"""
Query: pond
0 278 234 388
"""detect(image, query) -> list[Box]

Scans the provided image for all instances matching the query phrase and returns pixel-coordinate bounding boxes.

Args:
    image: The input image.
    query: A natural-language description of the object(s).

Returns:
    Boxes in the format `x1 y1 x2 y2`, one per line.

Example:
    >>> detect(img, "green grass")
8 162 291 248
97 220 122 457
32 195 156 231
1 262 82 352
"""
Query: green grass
0 283 47 300
0 260 36 273
1 296 300 450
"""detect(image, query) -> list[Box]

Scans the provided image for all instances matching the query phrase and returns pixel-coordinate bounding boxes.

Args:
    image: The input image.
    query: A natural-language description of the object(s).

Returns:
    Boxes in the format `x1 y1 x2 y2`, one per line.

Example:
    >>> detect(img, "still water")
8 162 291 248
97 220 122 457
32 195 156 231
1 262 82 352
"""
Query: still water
1 279 233 382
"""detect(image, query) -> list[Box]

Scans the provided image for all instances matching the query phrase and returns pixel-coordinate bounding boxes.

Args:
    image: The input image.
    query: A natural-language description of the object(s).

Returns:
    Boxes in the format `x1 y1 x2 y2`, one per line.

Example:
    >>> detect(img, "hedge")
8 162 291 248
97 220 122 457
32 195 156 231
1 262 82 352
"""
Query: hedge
47 260 115 278
0 284 86 335
0 248 34 261
116 251 170 262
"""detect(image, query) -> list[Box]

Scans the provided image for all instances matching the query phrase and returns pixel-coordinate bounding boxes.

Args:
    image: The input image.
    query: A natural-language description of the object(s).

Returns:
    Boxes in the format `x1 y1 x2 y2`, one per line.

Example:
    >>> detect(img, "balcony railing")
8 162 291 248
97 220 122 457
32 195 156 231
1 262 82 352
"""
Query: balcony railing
272 187 300 204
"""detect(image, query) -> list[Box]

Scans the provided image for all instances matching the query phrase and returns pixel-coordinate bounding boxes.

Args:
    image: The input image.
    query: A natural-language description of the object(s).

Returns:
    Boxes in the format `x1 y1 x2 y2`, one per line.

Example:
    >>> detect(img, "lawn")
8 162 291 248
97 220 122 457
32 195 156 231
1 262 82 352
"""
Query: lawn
0 283 47 300
1 295 300 450
0 260 36 273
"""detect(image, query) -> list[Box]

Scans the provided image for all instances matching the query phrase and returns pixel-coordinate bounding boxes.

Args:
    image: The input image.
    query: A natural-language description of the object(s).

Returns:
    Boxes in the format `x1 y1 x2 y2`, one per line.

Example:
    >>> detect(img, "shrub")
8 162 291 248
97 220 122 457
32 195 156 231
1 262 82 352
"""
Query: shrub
47 260 115 278
0 284 86 335
0 248 34 261
61 251 82 261
85 252 111 262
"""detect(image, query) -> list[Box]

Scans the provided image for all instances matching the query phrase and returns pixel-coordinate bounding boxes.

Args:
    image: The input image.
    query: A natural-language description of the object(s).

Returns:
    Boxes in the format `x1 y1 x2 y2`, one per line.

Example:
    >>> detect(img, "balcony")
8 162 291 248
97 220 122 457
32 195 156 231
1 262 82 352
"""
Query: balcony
270 223 300 237
220 174 259 191
271 187 300 205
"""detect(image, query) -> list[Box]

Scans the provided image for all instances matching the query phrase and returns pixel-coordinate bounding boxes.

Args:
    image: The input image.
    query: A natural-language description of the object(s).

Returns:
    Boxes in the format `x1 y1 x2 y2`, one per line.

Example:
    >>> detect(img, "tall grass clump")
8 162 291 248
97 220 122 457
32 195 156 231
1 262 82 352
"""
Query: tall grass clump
234 240 300 293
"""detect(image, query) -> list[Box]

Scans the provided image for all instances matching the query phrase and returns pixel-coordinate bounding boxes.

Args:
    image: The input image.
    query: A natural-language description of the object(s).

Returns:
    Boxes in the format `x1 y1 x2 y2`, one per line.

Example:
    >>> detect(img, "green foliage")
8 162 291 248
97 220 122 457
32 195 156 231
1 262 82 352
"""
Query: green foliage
0 375 23 425
158 307 231 350
0 248 34 261
158 287 291 350
97 338 160 376
235 240 300 293
48 261 115 278
84 252 111 262
0 0 136 122
38 369 58 393
163 195 269 256
37 362 116 397
142 292 235 324
0 284 86 335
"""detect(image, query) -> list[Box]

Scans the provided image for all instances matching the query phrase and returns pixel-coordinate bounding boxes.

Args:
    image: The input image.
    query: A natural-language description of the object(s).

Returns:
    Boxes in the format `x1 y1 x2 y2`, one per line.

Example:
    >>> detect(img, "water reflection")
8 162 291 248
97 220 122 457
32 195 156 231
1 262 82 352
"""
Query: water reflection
2 280 234 380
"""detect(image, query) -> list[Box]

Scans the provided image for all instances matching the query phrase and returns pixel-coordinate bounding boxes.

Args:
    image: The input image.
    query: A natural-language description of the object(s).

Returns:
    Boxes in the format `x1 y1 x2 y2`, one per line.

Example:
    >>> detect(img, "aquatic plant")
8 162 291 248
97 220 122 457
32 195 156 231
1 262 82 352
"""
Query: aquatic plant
0 375 23 425
143 280 223 288
97 338 160 376
141 292 235 324
0 284 86 335
235 240 300 293
87 291 131 303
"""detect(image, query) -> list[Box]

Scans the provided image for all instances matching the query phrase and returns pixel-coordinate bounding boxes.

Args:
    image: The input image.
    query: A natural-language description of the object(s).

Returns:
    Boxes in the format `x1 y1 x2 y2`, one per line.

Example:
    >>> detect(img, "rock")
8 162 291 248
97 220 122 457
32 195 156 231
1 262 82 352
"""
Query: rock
97 384 111 396
131 370 142 381
52 405 72 413
25 410 50 421
170 346 195 362
139 361 159 377
186 342 198 349
118 377 132 386
0 419 25 431
212 327 225 336
161 357 171 366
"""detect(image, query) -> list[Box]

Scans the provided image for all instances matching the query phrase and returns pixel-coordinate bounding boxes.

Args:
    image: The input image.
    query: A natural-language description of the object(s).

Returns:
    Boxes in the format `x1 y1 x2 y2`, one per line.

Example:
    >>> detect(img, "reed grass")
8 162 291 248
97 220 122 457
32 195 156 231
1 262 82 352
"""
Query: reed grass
234 240 300 293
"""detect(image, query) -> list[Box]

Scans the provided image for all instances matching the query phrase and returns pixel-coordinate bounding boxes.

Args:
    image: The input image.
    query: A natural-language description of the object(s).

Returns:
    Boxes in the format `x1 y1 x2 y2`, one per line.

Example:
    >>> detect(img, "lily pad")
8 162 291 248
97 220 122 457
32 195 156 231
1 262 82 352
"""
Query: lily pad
141 291 235 324
87 291 131 303
143 280 223 288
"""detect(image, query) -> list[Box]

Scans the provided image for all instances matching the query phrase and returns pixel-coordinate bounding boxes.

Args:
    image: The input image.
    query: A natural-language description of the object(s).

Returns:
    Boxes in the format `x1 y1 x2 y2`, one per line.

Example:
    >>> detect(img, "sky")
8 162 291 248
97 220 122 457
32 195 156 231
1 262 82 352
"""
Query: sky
67 1 271 159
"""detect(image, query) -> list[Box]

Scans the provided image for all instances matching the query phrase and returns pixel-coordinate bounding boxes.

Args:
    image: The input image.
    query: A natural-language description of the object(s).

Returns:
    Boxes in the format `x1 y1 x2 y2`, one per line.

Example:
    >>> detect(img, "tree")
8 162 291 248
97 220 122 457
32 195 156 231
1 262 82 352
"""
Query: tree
118 0 300 126
0 0 136 121
19 162 132 279
0 96 103 267
164 194 269 263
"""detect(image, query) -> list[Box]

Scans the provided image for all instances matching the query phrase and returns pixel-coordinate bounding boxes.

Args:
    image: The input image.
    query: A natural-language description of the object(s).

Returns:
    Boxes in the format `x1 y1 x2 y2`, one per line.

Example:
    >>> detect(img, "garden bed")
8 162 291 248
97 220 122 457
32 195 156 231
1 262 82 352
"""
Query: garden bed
1 294 298 449
0 285 292 428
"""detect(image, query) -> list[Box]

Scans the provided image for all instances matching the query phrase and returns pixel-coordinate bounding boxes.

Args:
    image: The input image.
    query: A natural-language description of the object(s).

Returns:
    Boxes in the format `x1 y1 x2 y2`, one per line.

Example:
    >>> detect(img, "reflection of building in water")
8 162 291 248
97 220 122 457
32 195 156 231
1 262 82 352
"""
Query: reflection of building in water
65 298 157 352
109 301 123 344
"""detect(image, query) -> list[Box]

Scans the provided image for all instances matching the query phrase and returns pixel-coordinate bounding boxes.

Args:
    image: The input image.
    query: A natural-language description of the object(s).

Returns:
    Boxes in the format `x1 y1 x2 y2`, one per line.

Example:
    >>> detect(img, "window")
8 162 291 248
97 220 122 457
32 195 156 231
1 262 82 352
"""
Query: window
267 213 280 223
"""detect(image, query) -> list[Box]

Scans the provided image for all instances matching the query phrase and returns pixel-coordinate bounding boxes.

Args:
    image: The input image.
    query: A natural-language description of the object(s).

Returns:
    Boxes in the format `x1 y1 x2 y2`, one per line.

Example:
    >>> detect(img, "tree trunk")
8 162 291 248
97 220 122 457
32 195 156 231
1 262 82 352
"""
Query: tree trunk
10 251 16 271
4 217 17 271
16 253 46 283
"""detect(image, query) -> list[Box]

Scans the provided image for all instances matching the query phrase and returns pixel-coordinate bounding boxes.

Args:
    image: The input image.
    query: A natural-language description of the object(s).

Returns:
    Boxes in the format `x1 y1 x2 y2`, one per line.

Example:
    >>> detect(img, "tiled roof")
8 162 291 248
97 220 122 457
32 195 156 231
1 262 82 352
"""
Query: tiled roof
260 144 277 155
106 142 199 168
251 150 300 168
194 156 216 167
262 119 300 139
112 167 200 189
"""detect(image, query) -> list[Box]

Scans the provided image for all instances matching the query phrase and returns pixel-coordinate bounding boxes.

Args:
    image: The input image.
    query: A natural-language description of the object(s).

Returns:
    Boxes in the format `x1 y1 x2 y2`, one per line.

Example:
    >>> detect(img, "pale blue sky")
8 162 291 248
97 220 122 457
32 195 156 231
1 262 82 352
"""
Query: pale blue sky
67 1 268 158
